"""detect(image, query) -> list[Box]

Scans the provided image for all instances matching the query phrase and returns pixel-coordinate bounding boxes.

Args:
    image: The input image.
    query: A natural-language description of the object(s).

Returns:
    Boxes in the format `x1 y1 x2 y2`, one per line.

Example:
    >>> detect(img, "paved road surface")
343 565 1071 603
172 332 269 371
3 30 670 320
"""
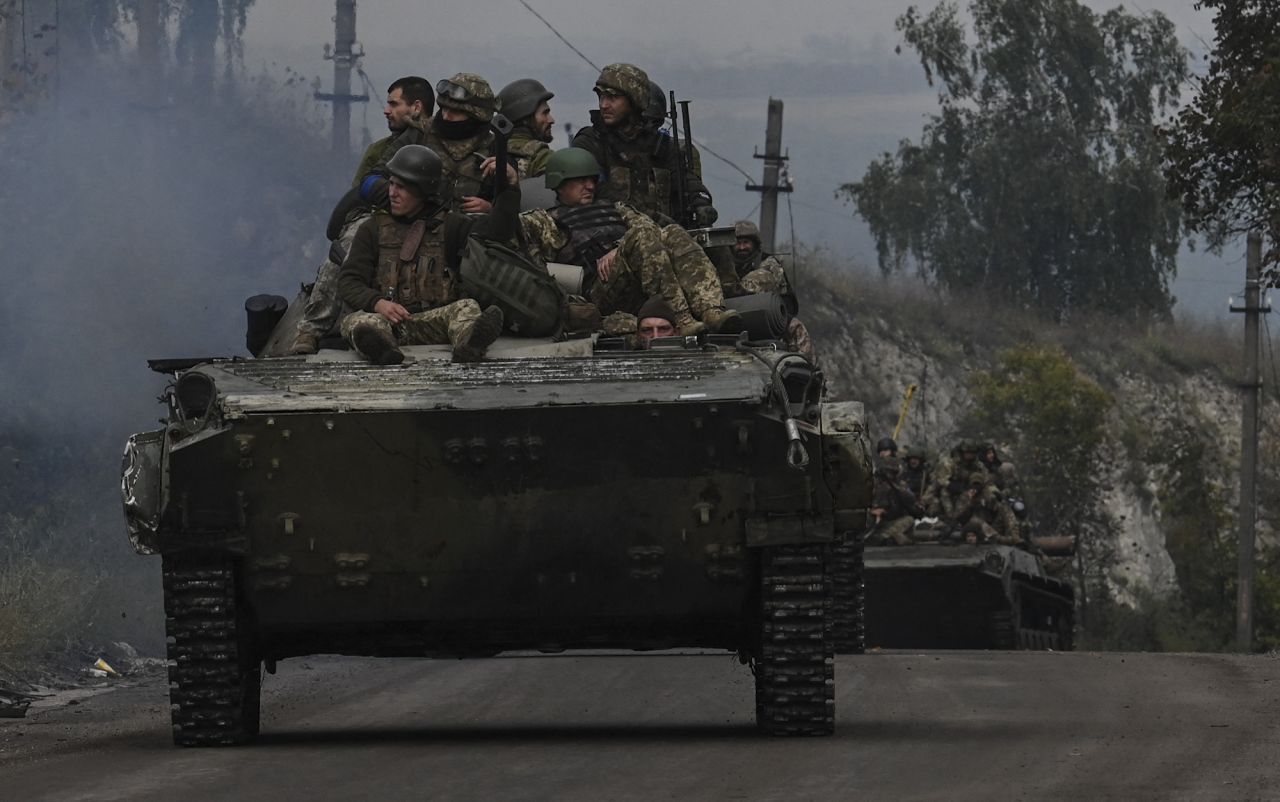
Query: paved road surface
1 651 1277 801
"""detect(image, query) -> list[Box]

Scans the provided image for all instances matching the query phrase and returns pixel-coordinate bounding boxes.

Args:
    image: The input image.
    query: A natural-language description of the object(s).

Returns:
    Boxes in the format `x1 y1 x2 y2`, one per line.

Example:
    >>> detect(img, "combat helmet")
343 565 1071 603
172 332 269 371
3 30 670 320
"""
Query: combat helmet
544 148 601 190
876 436 898 455
436 73 497 122
498 78 553 124
644 80 667 126
386 145 443 199
734 219 762 244
594 63 650 113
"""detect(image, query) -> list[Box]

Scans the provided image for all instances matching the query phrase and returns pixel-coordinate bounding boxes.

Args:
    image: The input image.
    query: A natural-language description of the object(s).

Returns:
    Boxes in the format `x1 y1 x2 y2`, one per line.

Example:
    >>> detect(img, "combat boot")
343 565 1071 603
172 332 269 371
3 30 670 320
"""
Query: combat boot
288 330 319 356
351 322 404 366
700 307 744 335
675 312 707 337
452 305 505 363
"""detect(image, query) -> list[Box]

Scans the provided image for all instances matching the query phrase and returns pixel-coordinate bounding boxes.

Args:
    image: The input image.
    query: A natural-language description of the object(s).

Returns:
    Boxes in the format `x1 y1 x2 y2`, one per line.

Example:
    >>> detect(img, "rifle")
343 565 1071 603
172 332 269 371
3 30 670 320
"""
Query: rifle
666 90 690 227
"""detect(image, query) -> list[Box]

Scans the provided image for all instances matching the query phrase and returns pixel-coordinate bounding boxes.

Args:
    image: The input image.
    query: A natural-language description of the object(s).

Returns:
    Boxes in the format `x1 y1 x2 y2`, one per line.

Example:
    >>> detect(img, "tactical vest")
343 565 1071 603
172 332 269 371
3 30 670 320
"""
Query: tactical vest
591 125 674 220
374 214 454 311
424 129 494 206
548 202 629 291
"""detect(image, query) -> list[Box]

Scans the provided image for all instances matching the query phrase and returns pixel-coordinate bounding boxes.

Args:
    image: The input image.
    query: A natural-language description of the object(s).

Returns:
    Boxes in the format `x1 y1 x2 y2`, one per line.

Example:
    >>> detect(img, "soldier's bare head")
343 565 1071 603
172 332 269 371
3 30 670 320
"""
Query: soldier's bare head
385 76 432 133
387 176 427 218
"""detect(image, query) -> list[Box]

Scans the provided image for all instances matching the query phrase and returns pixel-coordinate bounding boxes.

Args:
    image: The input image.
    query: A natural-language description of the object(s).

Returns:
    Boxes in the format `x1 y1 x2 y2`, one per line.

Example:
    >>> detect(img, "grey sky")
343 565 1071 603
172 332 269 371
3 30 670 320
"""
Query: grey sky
241 0 1237 319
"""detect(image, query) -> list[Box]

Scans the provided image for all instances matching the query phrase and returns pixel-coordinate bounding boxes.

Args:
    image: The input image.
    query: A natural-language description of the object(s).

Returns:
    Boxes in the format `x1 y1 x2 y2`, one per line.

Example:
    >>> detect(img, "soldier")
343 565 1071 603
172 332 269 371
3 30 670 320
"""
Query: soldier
866 457 923 546
952 473 1022 546
518 148 742 336
288 76 434 355
981 442 1021 493
571 63 716 225
901 446 931 498
336 145 517 365
421 73 500 213
498 78 555 179
876 437 898 458
635 295 678 347
731 220 789 295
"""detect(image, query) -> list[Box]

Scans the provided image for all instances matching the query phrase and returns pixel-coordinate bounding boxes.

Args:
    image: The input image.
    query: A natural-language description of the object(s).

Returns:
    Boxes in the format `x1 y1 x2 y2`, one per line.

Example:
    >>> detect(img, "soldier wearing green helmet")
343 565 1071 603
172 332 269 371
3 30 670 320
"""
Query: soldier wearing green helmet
519 147 742 337
571 63 717 226
499 78 555 179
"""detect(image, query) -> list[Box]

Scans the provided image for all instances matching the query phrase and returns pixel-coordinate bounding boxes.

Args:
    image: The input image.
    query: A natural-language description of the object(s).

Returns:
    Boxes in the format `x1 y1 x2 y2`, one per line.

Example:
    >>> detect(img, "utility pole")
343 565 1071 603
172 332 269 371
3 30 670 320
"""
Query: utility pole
1231 231 1267 652
745 98 792 255
136 0 162 92
315 0 367 160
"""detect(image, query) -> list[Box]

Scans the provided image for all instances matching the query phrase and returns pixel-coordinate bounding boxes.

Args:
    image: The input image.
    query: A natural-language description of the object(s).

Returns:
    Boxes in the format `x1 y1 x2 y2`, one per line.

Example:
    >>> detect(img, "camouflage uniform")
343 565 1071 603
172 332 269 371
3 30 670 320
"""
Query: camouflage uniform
336 179 521 361
519 202 724 328
570 63 715 225
866 459 922 546
509 127 552 180
290 113 435 352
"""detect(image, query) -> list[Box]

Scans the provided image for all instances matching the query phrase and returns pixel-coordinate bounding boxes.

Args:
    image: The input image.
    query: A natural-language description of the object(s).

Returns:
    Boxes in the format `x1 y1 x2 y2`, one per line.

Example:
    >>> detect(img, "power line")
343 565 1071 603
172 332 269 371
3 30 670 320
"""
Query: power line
514 0 756 183
515 0 599 72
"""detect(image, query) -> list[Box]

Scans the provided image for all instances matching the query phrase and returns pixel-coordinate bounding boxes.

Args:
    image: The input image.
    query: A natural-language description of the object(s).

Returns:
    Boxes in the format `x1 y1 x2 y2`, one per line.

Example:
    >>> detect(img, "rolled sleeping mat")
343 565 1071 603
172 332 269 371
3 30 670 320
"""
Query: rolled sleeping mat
545 262 584 295
245 294 289 357
724 292 792 340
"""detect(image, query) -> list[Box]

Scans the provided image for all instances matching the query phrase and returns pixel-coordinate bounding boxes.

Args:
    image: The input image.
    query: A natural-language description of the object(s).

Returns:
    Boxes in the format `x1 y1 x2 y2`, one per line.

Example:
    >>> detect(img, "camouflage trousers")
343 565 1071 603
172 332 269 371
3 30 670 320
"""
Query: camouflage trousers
867 515 916 546
787 318 817 362
297 213 369 338
339 300 482 358
659 224 729 318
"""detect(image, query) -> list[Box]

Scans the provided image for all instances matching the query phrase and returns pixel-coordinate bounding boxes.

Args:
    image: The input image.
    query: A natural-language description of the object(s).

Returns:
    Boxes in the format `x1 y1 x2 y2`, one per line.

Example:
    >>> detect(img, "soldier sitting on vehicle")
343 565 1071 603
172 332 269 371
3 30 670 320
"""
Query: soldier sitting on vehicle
865 457 924 546
901 446 931 498
721 219 817 361
980 442 1021 494
945 473 1022 546
335 145 518 365
518 148 743 336
289 75 435 356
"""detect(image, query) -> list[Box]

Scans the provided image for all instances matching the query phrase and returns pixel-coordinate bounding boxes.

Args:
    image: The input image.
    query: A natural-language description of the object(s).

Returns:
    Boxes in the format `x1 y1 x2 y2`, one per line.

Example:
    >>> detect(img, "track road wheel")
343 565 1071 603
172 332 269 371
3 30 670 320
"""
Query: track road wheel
163 556 261 746
755 544 835 736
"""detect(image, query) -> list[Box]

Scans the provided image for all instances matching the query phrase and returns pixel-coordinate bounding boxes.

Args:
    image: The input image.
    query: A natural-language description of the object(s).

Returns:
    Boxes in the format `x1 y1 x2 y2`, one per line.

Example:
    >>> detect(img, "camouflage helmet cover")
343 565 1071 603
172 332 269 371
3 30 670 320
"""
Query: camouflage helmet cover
544 147 602 190
385 144 443 199
498 78 554 123
594 63 650 113
734 219 762 242
437 72 497 122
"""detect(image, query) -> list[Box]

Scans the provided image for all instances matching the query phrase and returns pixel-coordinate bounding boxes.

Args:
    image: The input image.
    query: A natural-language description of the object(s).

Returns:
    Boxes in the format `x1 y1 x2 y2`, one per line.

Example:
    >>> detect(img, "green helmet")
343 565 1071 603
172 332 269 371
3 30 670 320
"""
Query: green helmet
386 145 443 199
498 78 553 123
734 220 762 243
594 63 650 113
436 73 497 122
544 148 601 190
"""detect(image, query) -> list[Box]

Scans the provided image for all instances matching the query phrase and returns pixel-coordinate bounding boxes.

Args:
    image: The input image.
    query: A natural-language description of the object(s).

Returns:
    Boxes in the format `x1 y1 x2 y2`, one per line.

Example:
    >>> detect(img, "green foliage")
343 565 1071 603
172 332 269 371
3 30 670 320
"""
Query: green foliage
968 345 1112 536
841 0 1188 320
1164 0 1280 270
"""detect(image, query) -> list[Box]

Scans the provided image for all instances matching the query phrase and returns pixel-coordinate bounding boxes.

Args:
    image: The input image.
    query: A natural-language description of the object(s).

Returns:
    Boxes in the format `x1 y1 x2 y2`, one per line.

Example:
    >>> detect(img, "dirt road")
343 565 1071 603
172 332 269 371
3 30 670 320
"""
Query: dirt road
1 651 1276 801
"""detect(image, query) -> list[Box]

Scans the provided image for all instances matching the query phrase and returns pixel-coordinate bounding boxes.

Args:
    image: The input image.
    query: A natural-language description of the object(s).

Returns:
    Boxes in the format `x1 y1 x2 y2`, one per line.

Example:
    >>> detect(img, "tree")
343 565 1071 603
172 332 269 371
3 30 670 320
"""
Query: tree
1164 0 1280 274
841 0 1189 321
966 345 1114 629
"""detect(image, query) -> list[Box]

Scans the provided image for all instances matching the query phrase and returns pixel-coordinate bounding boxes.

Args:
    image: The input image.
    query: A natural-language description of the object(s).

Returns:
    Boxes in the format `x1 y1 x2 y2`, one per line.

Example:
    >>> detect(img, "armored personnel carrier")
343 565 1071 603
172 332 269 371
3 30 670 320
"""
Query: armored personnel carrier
121 328 872 745
861 535 1074 650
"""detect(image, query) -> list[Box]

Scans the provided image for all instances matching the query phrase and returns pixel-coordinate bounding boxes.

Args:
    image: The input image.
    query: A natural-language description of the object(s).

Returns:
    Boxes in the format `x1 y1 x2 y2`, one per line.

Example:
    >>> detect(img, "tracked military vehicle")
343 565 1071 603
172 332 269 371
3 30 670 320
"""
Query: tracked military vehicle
121 324 872 745
861 533 1074 650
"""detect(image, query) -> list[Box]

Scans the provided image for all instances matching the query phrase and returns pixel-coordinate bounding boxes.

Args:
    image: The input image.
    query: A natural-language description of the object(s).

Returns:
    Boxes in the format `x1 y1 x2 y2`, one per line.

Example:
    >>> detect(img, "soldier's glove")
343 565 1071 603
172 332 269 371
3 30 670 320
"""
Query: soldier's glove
692 203 718 227
359 174 390 208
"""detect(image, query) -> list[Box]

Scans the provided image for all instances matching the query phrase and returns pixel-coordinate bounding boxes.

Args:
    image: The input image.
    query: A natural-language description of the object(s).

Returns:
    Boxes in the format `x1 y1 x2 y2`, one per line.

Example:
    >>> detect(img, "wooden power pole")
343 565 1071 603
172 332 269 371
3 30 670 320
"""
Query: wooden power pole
746 98 792 255
1232 231 1266 652
315 0 367 160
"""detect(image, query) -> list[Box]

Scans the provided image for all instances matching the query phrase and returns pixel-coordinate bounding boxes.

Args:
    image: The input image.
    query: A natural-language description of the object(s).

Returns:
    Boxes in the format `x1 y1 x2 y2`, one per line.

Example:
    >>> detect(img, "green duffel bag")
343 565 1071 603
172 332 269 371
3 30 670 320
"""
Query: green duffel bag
458 236 565 337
